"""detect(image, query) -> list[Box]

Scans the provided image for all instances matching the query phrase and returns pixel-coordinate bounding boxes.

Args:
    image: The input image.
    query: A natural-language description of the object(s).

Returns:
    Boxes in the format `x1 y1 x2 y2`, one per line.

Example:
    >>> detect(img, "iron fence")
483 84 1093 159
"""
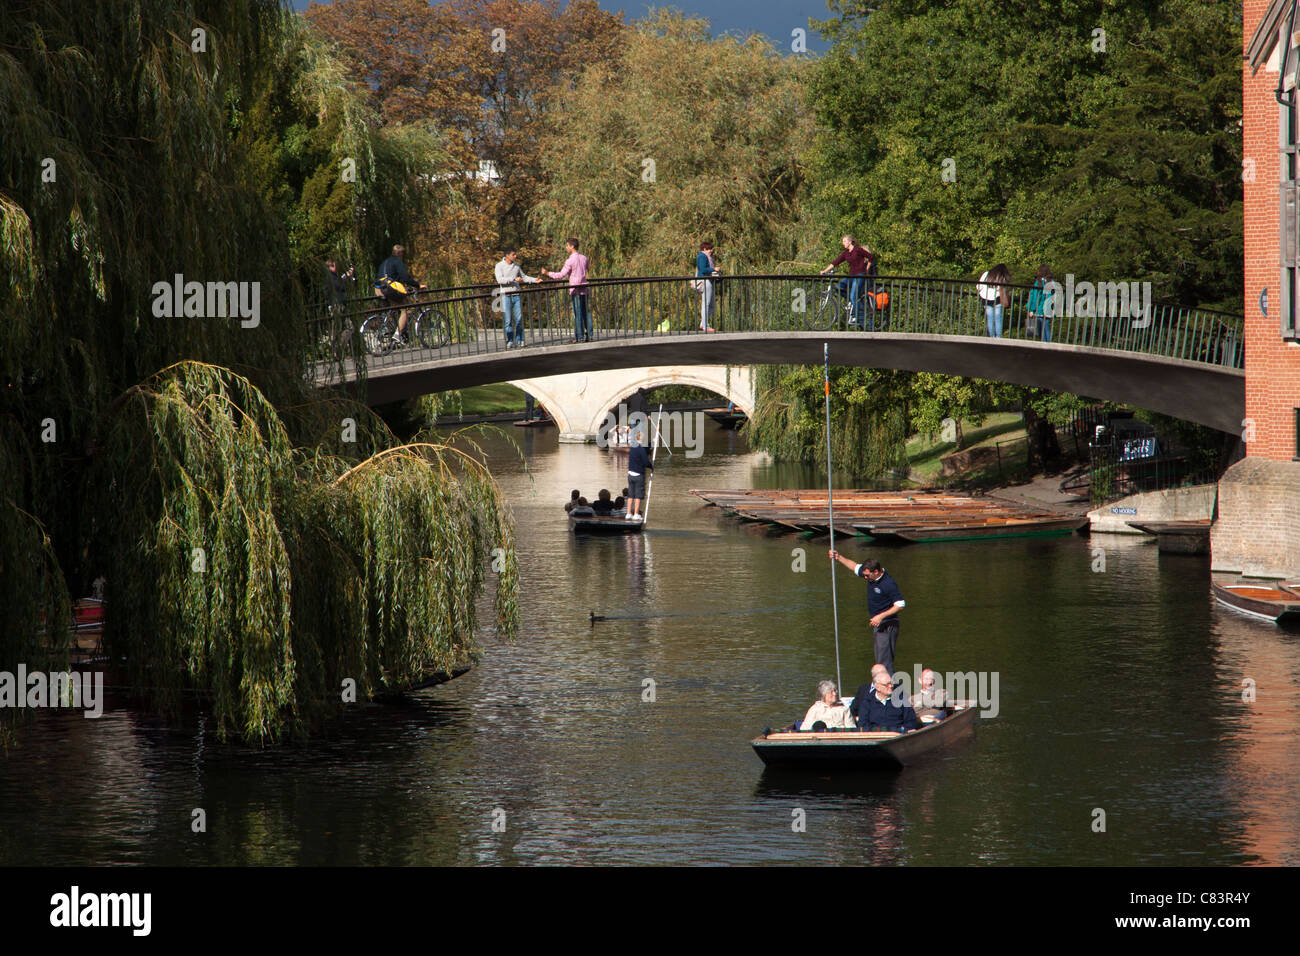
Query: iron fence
307 274 1245 378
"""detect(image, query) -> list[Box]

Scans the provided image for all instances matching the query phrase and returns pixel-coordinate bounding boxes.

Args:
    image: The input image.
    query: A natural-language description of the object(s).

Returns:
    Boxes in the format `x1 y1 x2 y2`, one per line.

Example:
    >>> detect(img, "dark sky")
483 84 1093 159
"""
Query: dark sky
292 0 835 53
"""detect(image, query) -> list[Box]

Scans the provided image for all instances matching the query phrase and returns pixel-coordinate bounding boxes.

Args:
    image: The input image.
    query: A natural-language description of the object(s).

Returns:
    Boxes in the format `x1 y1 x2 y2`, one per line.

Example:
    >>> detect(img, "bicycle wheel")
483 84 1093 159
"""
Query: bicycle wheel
360 311 396 355
414 308 447 349
415 309 450 349
808 287 838 330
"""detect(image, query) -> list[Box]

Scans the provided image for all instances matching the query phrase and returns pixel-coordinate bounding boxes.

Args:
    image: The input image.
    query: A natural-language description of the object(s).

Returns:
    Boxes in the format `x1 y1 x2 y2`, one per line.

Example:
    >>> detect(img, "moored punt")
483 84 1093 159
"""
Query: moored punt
866 516 1089 542
703 407 747 429
691 488 1087 543
1211 574 1300 624
751 701 979 770
570 514 645 535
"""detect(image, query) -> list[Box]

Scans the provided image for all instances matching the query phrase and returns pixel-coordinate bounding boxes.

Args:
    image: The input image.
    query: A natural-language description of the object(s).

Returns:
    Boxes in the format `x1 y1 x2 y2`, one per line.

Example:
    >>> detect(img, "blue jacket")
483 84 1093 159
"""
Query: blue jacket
378 255 416 287
854 688 920 731
696 251 718 278
628 443 653 474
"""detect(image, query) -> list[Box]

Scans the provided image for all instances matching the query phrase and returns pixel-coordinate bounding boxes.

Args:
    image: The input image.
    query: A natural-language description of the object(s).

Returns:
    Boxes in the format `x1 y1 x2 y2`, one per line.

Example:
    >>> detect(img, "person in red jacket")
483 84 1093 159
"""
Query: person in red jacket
820 235 876 329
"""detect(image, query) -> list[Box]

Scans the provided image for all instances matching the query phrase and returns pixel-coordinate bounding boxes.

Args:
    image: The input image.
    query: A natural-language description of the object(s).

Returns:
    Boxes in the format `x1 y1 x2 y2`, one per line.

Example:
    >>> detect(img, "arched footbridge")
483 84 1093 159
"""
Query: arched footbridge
311 274 1245 434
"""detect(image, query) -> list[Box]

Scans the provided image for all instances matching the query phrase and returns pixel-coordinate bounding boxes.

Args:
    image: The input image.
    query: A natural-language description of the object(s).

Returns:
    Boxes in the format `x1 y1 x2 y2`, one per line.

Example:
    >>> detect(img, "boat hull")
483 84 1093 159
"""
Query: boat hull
751 702 979 770
1211 579 1300 623
570 515 645 534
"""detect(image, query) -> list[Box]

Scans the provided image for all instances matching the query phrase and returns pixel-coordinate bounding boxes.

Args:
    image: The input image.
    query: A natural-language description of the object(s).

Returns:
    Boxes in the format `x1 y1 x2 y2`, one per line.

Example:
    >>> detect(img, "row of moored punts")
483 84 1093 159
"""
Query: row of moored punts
690 488 1087 542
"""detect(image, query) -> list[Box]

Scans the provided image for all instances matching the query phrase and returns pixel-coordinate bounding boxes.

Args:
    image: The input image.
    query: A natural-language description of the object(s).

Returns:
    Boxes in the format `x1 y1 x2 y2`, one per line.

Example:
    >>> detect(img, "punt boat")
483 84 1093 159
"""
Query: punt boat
1211 575 1300 624
569 513 644 535
751 699 979 770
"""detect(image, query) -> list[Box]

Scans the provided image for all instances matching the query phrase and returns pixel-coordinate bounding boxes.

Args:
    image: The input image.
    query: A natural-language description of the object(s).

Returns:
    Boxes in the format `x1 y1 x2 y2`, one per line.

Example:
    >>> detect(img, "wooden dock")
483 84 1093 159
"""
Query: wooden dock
690 488 1088 542
1127 519 1212 554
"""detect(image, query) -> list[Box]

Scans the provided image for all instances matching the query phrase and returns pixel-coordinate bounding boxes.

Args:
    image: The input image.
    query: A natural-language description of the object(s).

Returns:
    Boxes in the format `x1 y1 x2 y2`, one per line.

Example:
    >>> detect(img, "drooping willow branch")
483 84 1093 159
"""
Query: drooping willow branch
90 361 519 743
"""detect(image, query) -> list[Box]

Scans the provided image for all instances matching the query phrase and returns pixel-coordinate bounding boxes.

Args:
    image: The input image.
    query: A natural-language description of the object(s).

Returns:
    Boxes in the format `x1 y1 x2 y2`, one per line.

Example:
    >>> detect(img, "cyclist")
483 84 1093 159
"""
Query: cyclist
375 244 422 345
819 235 875 329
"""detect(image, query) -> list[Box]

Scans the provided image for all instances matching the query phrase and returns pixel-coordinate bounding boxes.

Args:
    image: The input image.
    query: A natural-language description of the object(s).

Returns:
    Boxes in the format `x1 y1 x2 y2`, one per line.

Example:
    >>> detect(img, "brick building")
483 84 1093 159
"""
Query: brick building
1212 0 1300 578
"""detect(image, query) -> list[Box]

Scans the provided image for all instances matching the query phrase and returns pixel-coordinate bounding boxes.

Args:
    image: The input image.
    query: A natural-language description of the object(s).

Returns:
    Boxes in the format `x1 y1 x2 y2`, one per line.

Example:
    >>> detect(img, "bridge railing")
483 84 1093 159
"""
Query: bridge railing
308 274 1244 375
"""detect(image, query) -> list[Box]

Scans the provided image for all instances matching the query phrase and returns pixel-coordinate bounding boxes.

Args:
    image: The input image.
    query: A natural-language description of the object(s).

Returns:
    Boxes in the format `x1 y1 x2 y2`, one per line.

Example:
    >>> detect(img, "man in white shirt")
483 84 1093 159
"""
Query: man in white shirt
494 250 540 348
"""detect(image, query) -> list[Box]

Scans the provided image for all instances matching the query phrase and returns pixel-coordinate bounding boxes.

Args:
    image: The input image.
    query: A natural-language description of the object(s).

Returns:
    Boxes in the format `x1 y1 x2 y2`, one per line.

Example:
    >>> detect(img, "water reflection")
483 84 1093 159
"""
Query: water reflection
2 421 1299 864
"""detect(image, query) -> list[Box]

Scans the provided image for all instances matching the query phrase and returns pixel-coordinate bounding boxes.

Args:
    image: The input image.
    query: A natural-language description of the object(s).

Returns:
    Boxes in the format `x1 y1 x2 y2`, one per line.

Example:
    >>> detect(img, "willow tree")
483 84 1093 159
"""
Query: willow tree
531 9 814 276
2 0 515 744
748 366 912 480
90 363 517 742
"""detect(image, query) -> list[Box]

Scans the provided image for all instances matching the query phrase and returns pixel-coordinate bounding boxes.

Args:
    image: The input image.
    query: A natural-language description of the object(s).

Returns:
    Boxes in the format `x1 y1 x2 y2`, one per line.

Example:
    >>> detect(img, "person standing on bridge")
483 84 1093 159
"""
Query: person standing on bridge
977 263 1011 338
494 249 541 349
820 235 875 329
1027 264 1054 343
694 240 721 332
543 238 592 343
828 551 906 679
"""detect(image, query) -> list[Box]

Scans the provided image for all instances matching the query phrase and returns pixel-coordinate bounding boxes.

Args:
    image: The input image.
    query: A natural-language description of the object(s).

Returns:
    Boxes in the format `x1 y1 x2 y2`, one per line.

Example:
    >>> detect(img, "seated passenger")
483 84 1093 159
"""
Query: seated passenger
852 672 920 732
848 664 887 723
570 496 595 517
564 489 581 513
800 680 855 731
592 489 617 516
613 495 626 513
909 667 950 722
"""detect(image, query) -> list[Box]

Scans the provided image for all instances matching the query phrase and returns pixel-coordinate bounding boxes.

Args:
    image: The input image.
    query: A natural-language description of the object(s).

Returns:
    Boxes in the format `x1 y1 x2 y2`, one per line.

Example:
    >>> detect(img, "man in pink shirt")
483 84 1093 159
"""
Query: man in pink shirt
543 238 592 342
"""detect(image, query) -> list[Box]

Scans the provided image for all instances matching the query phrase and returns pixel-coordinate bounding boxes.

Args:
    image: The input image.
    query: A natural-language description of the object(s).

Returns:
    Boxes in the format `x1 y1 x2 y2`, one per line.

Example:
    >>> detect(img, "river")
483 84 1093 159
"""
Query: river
2 422 1297 865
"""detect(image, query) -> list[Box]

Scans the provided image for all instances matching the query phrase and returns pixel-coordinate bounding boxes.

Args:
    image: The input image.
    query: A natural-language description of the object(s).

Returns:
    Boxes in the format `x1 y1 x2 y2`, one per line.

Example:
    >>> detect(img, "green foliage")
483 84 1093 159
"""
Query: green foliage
749 365 911 479
0 1 513 745
808 0 1242 309
531 10 814 275
909 373 1004 449
91 362 517 743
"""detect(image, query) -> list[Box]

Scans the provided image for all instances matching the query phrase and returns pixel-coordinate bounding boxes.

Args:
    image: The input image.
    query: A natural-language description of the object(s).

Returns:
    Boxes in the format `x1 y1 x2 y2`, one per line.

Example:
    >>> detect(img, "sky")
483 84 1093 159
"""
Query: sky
293 0 837 54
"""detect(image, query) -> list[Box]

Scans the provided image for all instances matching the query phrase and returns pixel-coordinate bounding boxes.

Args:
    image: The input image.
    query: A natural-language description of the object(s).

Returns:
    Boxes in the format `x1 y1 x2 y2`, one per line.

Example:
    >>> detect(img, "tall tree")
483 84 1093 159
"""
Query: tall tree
531 9 814 276
1 0 516 744
305 0 626 282
808 0 1242 308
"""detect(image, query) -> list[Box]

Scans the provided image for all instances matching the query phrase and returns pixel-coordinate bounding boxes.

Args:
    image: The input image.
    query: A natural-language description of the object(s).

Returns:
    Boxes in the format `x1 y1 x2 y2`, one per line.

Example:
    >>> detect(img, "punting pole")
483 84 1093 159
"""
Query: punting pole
824 344 842 698
642 403 665 528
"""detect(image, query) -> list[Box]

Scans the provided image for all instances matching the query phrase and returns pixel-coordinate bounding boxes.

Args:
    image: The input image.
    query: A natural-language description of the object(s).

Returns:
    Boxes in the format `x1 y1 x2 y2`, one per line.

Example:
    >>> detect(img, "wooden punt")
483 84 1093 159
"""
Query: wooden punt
751 700 979 770
703 407 747 429
694 489 1087 543
1211 576 1300 624
570 514 644 535
868 516 1088 542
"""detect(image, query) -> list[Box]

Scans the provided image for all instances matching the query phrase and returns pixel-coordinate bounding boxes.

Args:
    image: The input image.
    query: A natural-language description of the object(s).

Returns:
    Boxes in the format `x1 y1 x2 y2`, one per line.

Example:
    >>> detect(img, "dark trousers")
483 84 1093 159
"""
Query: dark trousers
571 293 591 341
874 619 900 678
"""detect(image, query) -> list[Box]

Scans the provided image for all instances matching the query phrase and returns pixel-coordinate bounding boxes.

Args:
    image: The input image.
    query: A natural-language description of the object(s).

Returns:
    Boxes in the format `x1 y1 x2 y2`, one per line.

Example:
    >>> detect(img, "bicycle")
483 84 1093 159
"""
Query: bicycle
809 279 887 331
359 298 451 354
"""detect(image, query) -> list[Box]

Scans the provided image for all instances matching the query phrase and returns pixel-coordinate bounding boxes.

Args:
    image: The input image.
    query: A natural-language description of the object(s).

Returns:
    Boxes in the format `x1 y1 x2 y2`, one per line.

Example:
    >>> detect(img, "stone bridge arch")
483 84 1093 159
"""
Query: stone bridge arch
510 365 753 442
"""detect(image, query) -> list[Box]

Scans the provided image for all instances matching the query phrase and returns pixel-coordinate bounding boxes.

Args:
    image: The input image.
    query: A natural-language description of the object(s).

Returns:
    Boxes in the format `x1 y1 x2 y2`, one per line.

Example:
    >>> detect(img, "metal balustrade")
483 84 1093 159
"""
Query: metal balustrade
308 274 1245 378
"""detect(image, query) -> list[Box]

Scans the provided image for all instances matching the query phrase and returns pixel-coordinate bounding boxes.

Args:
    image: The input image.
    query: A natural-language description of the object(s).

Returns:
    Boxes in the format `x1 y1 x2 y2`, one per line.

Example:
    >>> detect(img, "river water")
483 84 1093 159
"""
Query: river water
2 422 1298 865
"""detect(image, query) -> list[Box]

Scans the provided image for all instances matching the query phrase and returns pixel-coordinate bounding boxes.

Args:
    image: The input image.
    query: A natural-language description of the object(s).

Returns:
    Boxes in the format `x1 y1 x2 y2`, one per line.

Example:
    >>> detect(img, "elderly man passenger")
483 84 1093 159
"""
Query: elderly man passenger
800 680 855 731
852 671 920 732
909 667 950 722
